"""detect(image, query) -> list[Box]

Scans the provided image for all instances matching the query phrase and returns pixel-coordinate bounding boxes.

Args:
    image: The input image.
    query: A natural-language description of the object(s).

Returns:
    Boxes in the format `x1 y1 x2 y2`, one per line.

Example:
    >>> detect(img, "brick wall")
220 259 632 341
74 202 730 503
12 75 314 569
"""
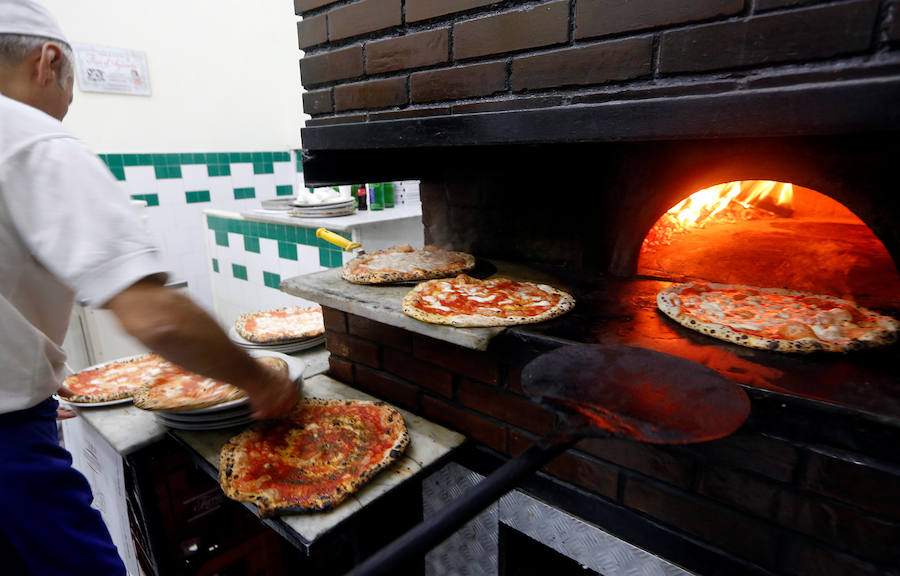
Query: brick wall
324 307 900 576
295 0 898 125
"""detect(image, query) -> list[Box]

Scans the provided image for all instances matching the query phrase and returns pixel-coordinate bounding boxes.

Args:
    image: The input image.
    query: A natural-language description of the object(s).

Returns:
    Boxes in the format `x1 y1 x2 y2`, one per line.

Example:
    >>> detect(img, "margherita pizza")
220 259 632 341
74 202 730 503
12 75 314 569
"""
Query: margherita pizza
402 274 575 327
235 306 324 344
342 244 475 284
133 356 289 411
219 398 410 517
62 353 167 404
657 282 900 353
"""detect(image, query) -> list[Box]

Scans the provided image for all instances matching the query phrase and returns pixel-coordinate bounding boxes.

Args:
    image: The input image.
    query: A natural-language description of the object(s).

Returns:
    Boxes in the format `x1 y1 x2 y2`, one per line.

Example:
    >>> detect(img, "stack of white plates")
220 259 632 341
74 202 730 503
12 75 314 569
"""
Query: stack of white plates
228 326 325 353
289 198 356 218
153 351 305 431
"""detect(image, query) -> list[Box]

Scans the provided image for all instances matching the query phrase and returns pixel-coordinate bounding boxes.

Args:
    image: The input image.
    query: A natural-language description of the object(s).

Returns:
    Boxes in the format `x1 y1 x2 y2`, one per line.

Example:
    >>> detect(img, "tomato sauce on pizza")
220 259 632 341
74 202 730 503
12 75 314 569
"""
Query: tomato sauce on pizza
219 399 409 516
63 354 167 403
235 306 324 343
402 274 575 327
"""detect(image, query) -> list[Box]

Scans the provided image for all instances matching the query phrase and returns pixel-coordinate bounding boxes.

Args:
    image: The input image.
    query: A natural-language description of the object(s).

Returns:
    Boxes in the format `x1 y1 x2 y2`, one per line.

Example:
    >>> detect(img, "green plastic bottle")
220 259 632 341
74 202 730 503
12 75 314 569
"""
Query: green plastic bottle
369 183 384 211
383 182 394 207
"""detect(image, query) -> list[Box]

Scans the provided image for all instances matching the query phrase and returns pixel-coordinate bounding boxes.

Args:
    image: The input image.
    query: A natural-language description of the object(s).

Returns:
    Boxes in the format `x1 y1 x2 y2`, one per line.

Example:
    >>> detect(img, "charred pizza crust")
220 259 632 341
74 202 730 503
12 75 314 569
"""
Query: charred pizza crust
234 306 325 344
62 353 164 404
342 244 475 284
219 398 410 517
132 357 287 411
657 282 900 353
402 274 575 327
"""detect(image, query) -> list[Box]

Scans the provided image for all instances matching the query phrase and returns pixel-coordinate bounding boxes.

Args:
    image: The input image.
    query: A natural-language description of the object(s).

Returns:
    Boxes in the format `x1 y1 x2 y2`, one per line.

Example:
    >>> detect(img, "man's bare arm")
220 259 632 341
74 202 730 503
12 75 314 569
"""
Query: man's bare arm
103 278 299 419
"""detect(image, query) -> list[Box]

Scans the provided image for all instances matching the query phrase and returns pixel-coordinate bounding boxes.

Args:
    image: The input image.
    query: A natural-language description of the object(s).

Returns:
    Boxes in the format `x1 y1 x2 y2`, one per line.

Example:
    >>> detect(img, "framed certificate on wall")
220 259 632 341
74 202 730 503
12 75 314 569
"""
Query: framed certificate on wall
73 43 151 96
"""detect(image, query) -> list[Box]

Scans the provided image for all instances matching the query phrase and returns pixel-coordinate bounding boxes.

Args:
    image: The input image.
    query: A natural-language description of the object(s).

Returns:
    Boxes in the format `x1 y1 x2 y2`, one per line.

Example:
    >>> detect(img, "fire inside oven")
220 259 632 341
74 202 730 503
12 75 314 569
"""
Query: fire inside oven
637 180 900 309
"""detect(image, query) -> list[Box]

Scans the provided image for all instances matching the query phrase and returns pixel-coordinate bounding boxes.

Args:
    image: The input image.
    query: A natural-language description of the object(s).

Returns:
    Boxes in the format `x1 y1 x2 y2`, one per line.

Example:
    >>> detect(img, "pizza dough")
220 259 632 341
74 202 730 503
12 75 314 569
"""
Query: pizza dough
342 244 475 284
657 282 900 353
133 356 289 411
219 398 410 517
62 354 167 404
402 274 575 327
235 306 324 343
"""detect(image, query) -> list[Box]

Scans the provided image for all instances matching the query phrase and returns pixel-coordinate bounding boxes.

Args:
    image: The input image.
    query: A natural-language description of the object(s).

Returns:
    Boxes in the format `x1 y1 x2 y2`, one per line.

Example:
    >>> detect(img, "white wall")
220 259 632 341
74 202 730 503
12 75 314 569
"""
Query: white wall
42 0 304 152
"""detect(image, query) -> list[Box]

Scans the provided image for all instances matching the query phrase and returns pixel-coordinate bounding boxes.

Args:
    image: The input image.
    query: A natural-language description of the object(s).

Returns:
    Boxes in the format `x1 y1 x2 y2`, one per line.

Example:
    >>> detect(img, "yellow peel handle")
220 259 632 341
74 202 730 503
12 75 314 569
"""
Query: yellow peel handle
316 228 361 251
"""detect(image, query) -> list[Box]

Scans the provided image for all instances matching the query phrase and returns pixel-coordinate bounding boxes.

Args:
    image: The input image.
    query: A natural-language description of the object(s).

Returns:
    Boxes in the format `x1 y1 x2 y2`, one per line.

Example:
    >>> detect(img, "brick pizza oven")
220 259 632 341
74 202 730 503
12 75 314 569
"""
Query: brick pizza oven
291 1 900 575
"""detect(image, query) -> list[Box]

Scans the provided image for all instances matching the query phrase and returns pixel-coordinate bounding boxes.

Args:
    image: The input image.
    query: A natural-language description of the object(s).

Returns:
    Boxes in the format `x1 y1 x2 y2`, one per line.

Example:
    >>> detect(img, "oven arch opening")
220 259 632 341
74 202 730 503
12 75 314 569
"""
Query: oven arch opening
636 180 900 310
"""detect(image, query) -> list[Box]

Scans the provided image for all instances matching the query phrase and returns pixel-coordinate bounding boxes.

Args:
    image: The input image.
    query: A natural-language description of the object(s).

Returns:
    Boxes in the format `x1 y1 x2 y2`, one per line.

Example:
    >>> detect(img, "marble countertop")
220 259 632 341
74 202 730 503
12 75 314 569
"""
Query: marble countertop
171 373 465 549
280 260 572 351
235 203 422 232
68 347 331 457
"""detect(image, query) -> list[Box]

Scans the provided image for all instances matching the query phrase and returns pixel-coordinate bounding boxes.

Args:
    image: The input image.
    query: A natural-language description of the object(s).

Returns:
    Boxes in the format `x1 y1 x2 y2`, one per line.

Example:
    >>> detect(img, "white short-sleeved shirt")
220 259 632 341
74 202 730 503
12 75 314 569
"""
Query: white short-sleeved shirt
0 94 168 413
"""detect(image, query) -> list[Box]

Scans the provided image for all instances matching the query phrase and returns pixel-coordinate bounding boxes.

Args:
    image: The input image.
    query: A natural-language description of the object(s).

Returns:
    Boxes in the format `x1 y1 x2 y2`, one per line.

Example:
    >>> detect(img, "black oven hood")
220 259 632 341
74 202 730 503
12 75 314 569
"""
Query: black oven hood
299 73 900 186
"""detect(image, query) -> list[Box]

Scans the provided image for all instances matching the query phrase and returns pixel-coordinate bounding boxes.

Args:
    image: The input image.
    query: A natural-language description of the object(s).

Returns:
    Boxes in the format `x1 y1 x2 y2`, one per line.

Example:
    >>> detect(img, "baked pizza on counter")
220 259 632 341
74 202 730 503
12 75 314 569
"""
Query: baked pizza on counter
219 398 410 517
133 356 289 411
62 353 168 404
234 306 325 344
402 274 575 327
342 244 475 284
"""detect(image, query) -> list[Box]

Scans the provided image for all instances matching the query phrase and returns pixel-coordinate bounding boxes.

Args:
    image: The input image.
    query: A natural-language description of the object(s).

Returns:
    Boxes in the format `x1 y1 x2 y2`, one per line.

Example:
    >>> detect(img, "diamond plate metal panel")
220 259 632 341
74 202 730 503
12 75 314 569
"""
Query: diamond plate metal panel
421 463 694 576
423 463 496 576
498 491 696 576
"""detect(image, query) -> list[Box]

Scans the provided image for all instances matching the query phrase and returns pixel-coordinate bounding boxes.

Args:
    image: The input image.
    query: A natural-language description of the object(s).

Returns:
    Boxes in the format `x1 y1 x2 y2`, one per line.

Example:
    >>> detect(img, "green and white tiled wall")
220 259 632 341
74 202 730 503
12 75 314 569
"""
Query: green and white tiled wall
204 213 354 327
99 150 304 314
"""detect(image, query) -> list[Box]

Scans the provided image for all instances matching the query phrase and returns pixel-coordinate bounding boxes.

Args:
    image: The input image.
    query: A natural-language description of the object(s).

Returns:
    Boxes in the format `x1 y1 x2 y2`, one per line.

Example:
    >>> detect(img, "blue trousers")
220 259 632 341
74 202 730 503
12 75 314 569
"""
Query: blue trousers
0 398 126 576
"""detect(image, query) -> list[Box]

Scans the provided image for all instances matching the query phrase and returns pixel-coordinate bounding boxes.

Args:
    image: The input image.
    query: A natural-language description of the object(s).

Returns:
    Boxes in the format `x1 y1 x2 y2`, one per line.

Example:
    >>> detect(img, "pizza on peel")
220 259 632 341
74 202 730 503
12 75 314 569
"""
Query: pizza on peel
133 356 289 411
342 244 475 284
219 398 410 517
657 281 899 353
402 274 575 327
62 353 168 404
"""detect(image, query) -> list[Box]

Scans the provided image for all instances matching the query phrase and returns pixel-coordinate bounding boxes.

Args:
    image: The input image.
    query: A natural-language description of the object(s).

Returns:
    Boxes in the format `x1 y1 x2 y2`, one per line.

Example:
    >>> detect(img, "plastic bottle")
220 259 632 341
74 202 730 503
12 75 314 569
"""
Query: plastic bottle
356 184 368 211
369 183 384 211
383 182 394 208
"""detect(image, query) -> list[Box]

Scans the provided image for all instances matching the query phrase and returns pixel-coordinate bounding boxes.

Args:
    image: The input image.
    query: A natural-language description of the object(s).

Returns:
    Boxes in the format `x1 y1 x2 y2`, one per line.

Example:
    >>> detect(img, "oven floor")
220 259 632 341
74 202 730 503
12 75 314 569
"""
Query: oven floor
512 277 900 425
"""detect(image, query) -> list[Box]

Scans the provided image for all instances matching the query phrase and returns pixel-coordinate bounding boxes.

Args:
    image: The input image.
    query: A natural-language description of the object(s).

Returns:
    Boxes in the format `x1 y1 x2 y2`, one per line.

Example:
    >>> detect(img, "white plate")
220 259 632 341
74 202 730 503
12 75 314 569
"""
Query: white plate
234 336 325 354
228 326 317 346
155 414 254 430
155 405 251 422
229 327 325 353
291 197 354 208
57 395 134 408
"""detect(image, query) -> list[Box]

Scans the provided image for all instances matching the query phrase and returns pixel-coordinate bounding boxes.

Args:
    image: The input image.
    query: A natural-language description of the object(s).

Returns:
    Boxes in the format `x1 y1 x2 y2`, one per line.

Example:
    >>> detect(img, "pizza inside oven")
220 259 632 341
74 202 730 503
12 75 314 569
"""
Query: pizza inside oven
657 282 900 353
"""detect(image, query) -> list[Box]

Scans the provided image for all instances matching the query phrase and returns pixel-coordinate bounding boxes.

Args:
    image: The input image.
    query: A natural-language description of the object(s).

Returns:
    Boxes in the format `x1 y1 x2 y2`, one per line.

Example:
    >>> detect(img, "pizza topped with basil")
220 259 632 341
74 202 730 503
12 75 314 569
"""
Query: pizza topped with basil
657 282 899 353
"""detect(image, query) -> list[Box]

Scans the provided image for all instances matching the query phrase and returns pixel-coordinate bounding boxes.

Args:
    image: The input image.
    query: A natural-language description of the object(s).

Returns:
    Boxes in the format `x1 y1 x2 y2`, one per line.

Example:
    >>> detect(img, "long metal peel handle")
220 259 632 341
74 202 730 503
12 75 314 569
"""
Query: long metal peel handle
316 228 361 251
345 434 578 576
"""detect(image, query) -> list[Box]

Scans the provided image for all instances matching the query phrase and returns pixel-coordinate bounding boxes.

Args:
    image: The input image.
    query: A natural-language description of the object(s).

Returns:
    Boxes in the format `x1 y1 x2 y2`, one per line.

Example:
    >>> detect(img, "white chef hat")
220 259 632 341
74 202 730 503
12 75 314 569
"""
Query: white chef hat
0 0 69 45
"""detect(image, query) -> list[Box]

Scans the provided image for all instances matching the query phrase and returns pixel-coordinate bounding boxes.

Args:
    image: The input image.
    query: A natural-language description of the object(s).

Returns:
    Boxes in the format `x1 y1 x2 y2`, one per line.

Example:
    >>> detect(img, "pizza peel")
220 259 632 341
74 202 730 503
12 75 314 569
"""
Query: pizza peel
346 344 750 576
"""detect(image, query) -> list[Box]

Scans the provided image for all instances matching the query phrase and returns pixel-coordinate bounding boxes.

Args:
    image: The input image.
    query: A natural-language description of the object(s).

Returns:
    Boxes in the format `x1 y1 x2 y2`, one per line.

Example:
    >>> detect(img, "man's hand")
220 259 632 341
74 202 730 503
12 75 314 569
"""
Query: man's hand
243 362 301 420
105 278 302 419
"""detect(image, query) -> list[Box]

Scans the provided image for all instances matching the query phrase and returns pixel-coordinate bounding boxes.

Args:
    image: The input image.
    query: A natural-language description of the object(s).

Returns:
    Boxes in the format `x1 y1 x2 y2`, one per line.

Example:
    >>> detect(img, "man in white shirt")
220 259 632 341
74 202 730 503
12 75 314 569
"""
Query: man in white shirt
0 1 300 573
